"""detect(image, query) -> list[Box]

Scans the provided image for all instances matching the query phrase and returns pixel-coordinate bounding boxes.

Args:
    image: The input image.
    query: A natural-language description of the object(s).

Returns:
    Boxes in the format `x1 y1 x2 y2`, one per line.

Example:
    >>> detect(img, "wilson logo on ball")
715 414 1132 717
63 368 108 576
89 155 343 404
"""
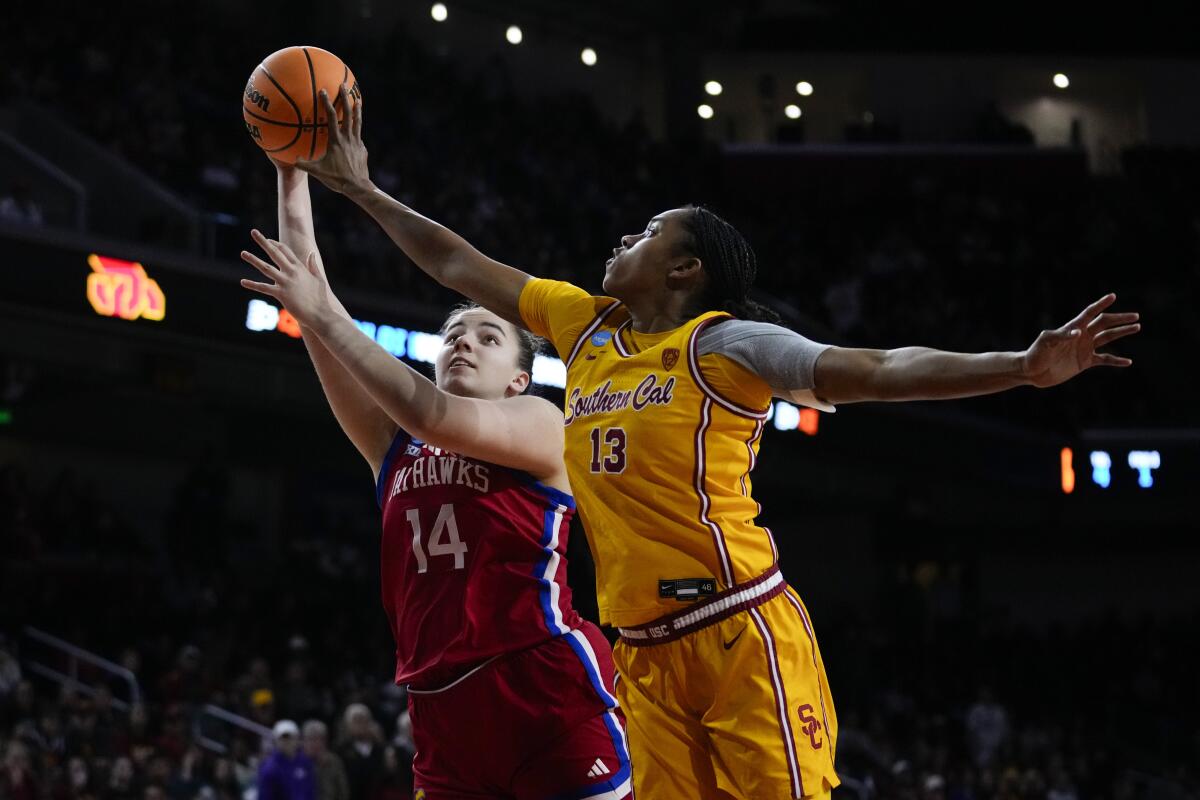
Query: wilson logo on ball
244 82 270 112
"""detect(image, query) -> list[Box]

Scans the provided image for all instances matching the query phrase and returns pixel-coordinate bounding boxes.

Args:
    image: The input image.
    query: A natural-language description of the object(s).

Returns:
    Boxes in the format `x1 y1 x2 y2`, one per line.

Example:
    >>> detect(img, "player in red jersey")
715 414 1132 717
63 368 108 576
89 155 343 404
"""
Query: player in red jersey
237 160 631 800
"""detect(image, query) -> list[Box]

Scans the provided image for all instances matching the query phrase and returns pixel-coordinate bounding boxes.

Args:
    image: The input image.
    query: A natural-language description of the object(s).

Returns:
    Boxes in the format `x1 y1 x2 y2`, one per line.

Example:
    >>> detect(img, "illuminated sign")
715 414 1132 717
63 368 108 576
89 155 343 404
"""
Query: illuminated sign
766 401 819 435
1077 448 1161 490
1060 447 1075 494
86 254 165 321
1127 450 1160 488
245 299 566 388
1089 450 1112 488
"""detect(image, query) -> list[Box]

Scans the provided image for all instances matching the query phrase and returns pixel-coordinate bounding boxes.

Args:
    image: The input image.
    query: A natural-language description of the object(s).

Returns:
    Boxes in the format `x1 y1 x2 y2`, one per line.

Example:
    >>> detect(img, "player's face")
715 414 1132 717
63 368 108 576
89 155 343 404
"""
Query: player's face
602 208 692 299
435 309 530 400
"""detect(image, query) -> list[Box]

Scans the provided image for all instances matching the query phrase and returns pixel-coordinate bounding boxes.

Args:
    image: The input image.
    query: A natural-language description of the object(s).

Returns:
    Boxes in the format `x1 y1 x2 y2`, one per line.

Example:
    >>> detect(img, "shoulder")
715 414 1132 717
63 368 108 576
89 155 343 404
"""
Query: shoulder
496 394 565 428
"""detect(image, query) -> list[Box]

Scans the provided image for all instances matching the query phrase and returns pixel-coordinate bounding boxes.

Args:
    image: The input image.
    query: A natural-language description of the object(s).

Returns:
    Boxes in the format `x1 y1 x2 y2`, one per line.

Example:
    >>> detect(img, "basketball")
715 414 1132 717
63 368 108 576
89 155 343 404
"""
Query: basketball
242 46 360 164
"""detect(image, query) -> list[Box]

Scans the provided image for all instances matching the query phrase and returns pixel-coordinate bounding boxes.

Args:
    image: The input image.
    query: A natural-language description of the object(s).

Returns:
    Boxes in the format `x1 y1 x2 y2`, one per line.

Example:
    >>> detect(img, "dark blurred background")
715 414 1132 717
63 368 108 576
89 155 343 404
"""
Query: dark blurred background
1 2 1197 799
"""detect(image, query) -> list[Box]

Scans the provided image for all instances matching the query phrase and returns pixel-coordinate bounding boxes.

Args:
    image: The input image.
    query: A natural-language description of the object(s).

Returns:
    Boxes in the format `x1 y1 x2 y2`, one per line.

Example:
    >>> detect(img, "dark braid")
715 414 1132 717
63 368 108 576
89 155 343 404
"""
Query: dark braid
677 205 781 324
441 302 543 394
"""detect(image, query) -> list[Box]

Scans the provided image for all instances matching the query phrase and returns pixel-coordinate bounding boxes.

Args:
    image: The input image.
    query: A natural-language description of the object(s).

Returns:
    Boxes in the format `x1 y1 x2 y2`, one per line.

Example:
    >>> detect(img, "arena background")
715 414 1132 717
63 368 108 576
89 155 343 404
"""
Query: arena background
1 1 1197 798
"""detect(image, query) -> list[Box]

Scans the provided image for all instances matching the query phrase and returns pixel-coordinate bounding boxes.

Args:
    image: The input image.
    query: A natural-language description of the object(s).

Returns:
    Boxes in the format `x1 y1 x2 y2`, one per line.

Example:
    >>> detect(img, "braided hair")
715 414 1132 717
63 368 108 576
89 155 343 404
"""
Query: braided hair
441 302 543 394
676 205 781 324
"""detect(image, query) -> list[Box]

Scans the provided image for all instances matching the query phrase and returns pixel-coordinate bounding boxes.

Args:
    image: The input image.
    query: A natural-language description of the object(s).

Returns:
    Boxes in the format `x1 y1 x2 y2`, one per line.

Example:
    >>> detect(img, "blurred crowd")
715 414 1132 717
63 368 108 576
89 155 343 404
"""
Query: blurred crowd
3 2 1196 428
3 452 1198 800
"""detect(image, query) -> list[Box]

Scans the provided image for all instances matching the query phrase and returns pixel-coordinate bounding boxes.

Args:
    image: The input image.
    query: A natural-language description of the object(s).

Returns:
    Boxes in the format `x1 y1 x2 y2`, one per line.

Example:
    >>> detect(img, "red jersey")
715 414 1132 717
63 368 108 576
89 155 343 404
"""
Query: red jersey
376 431 583 689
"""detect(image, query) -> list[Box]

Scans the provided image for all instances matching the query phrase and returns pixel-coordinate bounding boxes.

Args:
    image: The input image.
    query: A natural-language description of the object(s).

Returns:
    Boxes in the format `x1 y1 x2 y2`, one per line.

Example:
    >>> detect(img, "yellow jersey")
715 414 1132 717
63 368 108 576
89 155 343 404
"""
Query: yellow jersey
520 278 781 627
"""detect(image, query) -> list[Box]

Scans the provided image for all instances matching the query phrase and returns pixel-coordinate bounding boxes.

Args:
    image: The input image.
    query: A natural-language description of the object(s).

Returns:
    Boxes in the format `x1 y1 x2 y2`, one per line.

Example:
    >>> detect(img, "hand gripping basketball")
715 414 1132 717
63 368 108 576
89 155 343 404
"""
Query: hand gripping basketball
295 84 372 198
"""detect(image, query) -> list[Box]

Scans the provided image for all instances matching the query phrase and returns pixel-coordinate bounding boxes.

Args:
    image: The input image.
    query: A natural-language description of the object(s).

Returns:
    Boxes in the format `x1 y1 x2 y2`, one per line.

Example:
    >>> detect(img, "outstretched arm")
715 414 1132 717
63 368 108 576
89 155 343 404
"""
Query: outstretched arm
813 294 1140 404
239 235 565 481
296 86 531 327
273 167 397 479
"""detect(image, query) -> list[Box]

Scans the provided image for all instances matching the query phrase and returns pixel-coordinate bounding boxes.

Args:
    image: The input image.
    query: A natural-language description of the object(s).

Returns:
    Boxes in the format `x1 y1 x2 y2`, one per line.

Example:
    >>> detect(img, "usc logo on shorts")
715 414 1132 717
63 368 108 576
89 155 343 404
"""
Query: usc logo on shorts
414 790 426 800
797 703 823 750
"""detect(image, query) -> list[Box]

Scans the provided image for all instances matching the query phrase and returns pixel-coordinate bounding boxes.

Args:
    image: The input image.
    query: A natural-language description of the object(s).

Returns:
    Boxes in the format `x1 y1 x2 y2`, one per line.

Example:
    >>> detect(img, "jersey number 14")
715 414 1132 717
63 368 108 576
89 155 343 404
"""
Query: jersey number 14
405 503 468 572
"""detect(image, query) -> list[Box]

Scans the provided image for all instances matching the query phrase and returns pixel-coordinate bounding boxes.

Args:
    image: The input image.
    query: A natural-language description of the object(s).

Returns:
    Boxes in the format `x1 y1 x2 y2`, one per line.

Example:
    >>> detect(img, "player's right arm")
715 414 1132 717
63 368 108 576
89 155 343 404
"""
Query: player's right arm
275 164 399 480
295 86 530 327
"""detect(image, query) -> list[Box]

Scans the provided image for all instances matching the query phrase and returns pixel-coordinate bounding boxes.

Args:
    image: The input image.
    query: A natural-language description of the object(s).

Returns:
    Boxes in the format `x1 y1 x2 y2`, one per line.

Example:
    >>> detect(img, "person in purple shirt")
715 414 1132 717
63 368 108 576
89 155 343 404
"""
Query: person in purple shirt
258 720 315 800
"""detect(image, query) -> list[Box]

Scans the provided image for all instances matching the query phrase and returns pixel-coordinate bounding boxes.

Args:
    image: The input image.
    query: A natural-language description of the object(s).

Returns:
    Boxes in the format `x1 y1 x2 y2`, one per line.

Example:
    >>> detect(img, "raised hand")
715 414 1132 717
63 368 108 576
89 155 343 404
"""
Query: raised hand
239 229 333 328
295 83 372 197
1022 293 1140 388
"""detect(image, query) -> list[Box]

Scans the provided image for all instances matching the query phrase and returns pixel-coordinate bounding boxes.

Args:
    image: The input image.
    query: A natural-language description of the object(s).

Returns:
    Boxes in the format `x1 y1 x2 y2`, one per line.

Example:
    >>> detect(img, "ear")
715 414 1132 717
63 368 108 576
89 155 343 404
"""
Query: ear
506 370 532 397
665 256 703 291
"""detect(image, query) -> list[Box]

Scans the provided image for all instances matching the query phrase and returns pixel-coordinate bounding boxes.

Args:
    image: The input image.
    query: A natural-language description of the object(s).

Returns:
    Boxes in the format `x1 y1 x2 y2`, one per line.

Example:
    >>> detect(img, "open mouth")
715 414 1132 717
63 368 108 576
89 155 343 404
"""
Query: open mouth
448 358 474 370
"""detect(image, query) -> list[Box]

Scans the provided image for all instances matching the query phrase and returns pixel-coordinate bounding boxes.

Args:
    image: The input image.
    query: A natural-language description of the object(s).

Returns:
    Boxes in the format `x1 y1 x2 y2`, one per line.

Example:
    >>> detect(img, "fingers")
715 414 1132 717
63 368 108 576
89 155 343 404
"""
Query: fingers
350 89 362 141
1086 311 1140 332
1093 352 1133 368
337 83 352 137
1068 293 1117 327
1093 323 1140 348
240 278 279 298
319 89 340 145
240 248 281 279
251 228 301 267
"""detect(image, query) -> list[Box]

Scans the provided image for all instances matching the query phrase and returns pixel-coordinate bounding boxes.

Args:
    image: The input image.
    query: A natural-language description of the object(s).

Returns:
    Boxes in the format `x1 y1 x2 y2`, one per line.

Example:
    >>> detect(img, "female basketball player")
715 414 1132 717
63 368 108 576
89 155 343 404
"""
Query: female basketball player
237 162 631 800
296 85 1140 800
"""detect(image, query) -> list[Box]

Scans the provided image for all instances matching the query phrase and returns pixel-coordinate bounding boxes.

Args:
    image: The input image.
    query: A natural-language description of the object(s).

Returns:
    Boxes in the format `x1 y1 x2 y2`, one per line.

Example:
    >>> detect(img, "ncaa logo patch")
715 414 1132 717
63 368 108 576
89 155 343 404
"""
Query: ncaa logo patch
591 330 613 347
662 347 679 371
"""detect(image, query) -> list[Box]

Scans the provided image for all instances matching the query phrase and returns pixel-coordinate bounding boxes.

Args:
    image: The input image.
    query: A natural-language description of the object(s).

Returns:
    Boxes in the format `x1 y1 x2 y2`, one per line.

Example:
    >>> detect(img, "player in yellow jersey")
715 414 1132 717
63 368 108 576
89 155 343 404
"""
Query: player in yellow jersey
296 86 1141 799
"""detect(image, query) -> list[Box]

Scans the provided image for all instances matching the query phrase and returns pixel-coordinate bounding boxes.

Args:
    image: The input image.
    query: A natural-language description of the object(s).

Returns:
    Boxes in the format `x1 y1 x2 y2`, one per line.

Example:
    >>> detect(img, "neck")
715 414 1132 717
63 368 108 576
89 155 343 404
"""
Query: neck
624 292 694 334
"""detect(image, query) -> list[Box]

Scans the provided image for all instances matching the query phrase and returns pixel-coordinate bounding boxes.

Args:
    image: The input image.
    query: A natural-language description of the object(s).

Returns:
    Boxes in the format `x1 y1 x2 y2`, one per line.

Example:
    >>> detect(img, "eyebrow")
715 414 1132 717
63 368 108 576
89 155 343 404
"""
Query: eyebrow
445 320 507 337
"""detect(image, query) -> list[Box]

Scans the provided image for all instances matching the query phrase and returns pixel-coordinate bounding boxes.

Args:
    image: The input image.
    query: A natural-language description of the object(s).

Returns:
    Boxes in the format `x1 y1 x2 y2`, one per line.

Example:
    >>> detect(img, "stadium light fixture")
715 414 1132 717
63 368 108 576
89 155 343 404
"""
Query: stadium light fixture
697 104 714 119
785 104 802 119
581 47 597 66
506 25 523 44
796 81 813 96
1053 73 1070 89
430 3 448 21
705 80 723 96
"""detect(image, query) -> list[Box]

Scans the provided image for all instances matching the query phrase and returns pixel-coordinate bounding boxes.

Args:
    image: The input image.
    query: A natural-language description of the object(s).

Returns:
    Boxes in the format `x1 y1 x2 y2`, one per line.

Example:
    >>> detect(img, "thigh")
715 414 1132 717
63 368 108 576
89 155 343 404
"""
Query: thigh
702 593 840 800
510 709 631 800
613 640 725 799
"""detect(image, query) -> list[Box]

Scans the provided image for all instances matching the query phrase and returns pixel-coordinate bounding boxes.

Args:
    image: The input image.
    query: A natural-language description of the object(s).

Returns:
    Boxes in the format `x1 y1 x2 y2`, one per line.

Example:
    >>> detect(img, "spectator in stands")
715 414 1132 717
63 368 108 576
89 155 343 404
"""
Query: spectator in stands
106 756 137 800
2 740 39 800
0 183 44 227
301 720 347 800
966 687 1009 769
335 706 380 800
256 720 314 800
0 637 19 700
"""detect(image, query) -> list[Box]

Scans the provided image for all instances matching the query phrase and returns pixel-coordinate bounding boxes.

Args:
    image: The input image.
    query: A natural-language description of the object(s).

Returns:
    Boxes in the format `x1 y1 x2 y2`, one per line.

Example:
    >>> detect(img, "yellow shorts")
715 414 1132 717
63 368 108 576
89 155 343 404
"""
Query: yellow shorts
613 582 838 800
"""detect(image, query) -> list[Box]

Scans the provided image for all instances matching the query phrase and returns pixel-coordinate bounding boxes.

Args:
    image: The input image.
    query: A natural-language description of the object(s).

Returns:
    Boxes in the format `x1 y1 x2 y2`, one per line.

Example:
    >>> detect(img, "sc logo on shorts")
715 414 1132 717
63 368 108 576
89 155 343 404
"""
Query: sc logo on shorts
414 790 426 800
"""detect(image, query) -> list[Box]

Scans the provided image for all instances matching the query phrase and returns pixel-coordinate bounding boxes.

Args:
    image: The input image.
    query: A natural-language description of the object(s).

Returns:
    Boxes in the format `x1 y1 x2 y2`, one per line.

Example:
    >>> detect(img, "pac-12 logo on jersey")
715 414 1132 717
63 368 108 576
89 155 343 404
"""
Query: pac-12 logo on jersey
662 347 679 371
591 330 613 347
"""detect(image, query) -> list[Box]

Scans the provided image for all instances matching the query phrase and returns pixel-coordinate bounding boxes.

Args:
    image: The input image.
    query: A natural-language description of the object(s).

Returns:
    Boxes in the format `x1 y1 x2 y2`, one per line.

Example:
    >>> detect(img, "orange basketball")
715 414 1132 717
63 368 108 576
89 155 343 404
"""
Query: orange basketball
242 46 360 165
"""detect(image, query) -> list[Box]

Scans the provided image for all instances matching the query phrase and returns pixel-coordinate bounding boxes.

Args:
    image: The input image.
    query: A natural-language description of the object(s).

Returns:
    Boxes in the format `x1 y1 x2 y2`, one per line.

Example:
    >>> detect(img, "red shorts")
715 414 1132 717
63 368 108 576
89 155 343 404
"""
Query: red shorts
407 622 631 799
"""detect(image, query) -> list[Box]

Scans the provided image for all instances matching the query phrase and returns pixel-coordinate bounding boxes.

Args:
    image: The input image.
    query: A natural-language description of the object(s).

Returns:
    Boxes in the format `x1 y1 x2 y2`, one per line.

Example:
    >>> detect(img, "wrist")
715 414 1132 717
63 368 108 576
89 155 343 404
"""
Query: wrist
344 177 377 203
1015 350 1035 385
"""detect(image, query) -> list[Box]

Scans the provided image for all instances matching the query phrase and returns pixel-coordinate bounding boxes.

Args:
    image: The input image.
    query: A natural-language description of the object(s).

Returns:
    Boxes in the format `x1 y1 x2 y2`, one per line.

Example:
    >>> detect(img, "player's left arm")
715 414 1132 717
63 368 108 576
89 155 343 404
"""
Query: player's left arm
240 234 566 480
814 293 1139 404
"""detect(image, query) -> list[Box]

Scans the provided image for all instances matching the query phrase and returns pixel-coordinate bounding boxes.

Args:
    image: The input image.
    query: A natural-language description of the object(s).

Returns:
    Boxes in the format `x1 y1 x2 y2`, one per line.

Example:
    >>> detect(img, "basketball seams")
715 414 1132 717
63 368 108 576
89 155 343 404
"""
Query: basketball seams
249 63 304 154
302 47 319 160
244 47 350 162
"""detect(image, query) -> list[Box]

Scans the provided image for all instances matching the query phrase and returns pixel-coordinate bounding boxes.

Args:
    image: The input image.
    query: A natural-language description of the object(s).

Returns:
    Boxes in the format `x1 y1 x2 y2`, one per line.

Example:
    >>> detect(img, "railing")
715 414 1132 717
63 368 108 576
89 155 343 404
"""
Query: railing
22 627 141 710
0 129 87 231
192 704 273 755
